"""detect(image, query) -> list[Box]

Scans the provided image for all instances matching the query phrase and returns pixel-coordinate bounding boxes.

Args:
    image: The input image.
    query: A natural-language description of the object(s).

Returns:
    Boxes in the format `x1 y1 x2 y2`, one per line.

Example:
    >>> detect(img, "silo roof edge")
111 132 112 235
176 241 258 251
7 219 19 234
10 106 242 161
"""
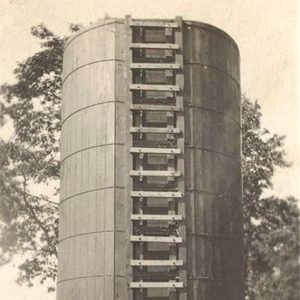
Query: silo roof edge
184 20 239 54
64 18 125 53
63 18 239 57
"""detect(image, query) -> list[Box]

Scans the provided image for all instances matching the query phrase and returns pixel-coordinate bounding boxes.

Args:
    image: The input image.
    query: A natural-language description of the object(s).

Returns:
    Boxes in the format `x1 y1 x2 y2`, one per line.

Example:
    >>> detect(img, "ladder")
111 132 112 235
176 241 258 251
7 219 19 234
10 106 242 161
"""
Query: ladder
125 16 187 300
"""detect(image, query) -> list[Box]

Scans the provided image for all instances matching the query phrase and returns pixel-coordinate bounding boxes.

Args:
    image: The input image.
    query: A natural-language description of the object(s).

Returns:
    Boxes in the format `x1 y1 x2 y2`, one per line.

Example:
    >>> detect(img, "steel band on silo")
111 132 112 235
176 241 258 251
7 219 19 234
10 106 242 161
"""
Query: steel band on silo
57 17 244 300
57 19 127 299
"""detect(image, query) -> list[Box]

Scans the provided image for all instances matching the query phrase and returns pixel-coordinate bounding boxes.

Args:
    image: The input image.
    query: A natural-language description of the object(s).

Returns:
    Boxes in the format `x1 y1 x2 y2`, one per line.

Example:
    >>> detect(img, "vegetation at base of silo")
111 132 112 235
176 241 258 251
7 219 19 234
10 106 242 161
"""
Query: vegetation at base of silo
0 25 299 298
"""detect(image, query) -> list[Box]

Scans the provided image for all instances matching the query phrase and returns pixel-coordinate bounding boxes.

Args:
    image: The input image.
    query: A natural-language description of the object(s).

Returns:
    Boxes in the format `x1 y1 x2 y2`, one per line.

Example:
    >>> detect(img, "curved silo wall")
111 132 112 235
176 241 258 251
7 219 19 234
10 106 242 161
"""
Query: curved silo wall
183 21 244 299
57 19 127 300
57 17 244 300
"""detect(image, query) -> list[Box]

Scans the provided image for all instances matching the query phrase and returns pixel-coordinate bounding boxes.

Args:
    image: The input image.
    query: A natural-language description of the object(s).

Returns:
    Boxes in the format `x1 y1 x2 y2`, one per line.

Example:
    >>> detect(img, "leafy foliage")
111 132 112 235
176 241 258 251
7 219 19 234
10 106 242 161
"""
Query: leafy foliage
0 24 80 291
247 196 299 299
241 96 299 299
0 25 299 298
242 97 289 223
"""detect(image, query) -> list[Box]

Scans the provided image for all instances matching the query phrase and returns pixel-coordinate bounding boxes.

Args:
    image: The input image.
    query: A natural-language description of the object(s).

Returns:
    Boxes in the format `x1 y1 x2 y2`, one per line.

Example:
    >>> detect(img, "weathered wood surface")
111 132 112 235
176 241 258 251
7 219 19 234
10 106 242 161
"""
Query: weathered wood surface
129 170 181 177
174 16 188 300
59 17 244 300
130 84 180 92
130 104 180 111
130 20 179 28
131 63 180 69
130 282 184 288
131 214 183 221
58 20 127 300
130 260 183 266
183 21 244 300
130 147 181 154
131 191 182 198
124 15 135 300
130 126 180 134
130 42 180 49
130 236 182 243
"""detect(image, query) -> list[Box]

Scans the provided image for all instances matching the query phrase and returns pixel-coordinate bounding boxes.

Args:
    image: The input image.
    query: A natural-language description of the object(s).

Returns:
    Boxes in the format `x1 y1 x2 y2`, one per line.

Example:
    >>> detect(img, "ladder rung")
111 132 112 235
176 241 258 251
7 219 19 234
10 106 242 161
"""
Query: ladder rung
130 104 180 112
130 282 184 288
131 214 183 221
130 43 180 50
131 191 182 198
130 63 181 69
130 170 181 177
131 260 183 266
130 127 180 134
130 21 179 28
130 235 182 243
130 147 181 154
130 84 180 92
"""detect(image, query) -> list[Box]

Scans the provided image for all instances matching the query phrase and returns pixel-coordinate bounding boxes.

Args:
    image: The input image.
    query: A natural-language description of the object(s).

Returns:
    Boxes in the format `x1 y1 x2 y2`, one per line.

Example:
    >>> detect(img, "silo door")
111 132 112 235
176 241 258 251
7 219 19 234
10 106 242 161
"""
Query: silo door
126 16 187 300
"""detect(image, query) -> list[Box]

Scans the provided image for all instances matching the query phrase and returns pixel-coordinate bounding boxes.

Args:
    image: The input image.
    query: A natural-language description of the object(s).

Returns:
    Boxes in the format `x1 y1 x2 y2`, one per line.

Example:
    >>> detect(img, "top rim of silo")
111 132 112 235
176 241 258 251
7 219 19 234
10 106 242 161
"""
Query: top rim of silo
63 17 239 55
63 18 124 52
184 20 239 53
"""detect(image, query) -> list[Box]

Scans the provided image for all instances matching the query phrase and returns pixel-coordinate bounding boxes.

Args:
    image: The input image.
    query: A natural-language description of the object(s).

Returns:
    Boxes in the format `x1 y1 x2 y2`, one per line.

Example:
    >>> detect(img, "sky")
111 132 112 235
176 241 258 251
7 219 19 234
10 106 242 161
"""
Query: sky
0 0 299 299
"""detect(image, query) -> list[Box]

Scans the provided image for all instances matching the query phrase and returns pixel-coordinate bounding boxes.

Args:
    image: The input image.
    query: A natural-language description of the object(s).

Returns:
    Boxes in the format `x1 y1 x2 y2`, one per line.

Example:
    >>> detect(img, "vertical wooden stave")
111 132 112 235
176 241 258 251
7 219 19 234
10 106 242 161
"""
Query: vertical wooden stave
183 21 243 300
58 19 127 300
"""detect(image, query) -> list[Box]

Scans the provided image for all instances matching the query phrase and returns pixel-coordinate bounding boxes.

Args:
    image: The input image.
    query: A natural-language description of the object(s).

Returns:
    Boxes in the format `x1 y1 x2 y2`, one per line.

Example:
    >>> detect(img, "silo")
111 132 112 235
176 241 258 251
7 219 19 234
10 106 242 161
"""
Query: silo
58 19 127 299
58 16 244 300
182 21 244 299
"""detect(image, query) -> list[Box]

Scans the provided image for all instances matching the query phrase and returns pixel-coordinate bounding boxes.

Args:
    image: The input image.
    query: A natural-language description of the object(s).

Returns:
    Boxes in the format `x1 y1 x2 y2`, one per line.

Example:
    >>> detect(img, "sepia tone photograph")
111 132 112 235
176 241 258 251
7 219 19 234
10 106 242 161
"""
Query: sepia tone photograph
0 0 299 299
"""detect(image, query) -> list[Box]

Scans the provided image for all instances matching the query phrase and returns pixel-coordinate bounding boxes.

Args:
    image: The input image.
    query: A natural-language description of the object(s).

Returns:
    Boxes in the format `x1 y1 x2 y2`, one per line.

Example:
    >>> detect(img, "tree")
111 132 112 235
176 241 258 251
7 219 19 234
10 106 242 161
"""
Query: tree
247 196 299 299
0 24 80 291
241 97 299 299
0 25 299 297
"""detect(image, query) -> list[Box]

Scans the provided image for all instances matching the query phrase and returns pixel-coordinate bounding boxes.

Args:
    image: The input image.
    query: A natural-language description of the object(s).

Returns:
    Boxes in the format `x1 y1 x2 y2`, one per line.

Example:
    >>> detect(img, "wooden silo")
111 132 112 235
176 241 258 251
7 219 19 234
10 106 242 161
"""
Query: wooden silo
57 16 244 300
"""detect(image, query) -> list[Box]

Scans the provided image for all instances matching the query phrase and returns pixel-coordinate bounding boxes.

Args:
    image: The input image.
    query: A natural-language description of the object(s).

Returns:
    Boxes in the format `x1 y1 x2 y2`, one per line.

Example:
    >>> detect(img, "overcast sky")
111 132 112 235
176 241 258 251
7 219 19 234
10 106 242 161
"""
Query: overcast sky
0 0 299 299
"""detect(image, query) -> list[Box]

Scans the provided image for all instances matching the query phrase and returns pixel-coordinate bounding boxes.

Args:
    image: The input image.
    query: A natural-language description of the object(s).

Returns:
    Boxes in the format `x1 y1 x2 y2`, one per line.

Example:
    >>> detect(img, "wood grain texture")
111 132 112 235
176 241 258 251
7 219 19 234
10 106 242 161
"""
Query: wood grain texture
130 43 180 49
59 17 244 300
183 21 244 300
58 19 127 300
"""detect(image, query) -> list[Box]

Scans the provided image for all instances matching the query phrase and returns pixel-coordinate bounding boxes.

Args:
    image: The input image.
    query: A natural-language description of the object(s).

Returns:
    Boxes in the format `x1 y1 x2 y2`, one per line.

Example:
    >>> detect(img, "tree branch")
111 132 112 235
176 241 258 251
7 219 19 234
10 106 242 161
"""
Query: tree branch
21 173 58 257
24 191 58 206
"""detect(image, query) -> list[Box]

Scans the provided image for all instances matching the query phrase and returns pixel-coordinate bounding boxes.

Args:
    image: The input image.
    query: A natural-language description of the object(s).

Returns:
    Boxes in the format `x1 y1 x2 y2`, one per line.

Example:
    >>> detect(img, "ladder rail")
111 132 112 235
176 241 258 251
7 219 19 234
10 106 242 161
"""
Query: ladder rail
130 147 181 154
130 170 181 177
130 235 183 243
130 104 181 112
130 282 184 288
130 20 179 28
131 214 183 221
130 43 180 49
130 83 180 92
131 191 182 198
130 126 180 134
131 259 183 266
131 63 181 69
